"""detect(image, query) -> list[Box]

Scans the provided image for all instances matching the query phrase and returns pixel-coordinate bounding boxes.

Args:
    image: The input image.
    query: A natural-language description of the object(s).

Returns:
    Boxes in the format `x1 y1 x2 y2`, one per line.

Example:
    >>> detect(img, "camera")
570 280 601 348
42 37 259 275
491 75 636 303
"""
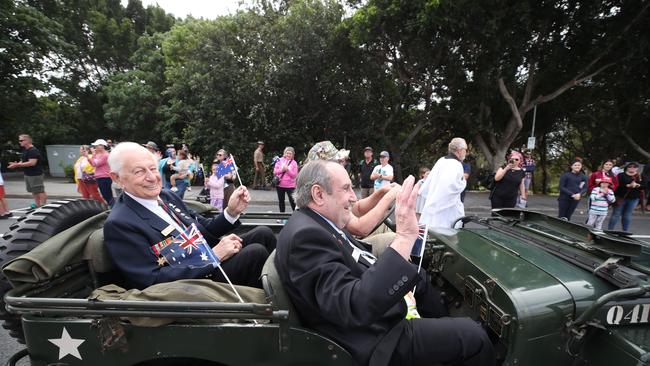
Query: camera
509 159 515 164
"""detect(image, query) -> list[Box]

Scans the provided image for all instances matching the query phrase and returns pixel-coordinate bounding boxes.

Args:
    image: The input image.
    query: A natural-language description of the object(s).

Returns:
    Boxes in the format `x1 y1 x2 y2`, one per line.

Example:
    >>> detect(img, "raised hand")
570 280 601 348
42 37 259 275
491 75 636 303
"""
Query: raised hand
390 175 421 260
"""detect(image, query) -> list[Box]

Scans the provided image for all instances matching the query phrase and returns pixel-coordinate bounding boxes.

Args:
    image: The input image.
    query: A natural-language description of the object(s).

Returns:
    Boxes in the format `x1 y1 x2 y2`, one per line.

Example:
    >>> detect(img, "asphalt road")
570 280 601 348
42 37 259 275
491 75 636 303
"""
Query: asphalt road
0 197 649 364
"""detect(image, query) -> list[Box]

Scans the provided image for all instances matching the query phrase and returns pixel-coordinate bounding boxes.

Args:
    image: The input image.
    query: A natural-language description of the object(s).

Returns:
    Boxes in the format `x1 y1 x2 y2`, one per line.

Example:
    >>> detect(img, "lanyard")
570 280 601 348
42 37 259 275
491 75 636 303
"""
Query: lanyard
336 230 377 265
158 199 188 231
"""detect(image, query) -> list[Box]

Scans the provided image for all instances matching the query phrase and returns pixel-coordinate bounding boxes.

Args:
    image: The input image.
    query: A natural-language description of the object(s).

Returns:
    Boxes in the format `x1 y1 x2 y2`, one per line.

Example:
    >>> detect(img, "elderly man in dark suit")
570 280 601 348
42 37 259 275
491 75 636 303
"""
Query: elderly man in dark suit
104 142 275 290
275 160 494 366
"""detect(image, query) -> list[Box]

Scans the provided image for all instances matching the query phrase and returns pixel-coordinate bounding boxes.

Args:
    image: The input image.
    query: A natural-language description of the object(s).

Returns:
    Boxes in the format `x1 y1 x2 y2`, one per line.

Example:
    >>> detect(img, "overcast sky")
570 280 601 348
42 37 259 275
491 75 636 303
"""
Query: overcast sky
121 0 249 19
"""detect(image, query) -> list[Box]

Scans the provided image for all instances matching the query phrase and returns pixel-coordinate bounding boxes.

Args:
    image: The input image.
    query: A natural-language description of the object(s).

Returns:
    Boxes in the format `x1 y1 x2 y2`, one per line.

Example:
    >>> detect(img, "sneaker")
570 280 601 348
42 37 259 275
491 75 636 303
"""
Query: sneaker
170 187 179 192
187 186 192 191
0 213 12 219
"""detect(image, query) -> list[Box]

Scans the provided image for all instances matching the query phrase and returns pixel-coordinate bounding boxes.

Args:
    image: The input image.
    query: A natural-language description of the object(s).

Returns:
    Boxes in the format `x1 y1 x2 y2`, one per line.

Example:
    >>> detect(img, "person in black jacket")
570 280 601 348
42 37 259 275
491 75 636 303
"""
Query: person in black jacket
104 142 275 290
557 160 588 221
642 163 650 211
275 160 494 366
490 151 526 209
608 162 644 232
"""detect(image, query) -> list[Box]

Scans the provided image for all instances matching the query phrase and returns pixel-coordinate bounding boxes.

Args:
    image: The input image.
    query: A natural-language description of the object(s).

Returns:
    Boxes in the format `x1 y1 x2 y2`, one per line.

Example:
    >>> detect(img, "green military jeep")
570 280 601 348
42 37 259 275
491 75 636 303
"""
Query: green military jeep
1 199 649 365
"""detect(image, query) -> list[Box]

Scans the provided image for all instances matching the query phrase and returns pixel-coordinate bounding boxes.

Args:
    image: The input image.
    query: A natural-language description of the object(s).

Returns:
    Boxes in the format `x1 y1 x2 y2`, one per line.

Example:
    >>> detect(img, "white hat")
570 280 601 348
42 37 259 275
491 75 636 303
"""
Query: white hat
91 139 108 147
336 149 350 160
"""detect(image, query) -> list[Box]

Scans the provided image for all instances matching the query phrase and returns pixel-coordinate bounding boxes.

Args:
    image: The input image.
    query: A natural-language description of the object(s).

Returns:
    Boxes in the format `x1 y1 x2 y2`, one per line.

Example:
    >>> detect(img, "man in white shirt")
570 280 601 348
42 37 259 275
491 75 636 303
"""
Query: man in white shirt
418 138 468 229
370 151 394 191
103 142 275 290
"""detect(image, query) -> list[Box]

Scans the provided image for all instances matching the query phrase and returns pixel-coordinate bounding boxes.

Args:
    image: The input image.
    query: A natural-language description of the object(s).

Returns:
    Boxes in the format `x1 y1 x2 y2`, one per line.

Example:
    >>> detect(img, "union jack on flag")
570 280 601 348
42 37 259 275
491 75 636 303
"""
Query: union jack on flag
159 223 219 268
216 157 236 179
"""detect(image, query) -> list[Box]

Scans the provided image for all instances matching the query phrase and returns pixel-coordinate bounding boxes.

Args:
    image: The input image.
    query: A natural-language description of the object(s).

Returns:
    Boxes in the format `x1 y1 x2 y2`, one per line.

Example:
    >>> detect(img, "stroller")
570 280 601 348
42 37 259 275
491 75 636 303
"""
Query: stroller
196 186 210 203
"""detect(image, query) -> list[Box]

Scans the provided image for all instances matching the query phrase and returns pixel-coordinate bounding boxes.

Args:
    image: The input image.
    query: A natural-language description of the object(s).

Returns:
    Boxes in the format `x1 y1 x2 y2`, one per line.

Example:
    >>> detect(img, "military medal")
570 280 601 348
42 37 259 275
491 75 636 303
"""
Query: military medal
157 256 167 267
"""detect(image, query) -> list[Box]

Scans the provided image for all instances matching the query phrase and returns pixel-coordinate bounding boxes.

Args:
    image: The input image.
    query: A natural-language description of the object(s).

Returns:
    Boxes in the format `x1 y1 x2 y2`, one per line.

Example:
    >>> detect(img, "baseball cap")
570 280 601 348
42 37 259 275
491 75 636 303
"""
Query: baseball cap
363 146 373 152
625 161 639 169
142 141 159 151
257 141 265 145
91 139 108 147
379 151 390 158
600 176 613 186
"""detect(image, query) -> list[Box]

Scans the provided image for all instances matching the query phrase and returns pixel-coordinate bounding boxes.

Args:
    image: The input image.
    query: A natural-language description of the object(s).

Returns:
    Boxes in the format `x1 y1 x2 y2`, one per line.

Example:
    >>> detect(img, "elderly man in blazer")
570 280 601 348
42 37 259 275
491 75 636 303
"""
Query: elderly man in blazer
104 142 275 290
275 160 494 366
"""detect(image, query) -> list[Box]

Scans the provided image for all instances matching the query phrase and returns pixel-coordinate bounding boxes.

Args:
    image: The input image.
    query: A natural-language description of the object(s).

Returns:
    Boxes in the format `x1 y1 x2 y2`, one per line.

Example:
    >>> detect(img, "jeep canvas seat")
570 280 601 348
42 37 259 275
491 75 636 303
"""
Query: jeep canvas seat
261 250 301 326
82 228 126 288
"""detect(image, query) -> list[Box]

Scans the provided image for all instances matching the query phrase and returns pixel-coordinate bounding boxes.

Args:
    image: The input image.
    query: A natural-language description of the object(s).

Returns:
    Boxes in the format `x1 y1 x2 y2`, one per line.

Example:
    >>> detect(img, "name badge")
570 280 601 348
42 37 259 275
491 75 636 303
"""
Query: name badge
161 225 175 236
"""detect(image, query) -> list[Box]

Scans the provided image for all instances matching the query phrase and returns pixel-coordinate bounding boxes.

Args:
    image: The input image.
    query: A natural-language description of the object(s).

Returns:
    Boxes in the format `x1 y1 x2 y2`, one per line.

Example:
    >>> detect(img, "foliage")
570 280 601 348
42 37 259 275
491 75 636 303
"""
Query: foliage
1 0 648 189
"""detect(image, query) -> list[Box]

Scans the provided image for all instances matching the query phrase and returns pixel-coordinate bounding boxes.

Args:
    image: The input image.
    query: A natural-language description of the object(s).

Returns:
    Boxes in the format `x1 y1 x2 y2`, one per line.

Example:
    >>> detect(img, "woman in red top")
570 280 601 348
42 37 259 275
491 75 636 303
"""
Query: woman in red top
588 159 619 193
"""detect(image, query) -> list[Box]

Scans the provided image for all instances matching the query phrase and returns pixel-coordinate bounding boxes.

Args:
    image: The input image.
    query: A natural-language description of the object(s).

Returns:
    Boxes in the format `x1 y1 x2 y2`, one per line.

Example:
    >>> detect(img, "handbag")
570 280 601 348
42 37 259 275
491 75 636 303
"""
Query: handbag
272 159 292 187
272 175 282 187
81 172 96 184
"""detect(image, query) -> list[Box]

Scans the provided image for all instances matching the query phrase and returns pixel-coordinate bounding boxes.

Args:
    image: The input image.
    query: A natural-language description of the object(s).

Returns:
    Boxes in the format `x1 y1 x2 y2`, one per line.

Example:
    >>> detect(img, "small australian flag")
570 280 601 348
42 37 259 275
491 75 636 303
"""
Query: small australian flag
216 157 236 179
411 224 428 257
159 223 219 268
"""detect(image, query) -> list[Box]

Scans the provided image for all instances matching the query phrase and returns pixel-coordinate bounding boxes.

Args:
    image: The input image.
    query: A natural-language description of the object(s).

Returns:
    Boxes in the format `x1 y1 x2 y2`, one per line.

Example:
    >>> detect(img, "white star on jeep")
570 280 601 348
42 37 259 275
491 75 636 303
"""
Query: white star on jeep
48 327 85 360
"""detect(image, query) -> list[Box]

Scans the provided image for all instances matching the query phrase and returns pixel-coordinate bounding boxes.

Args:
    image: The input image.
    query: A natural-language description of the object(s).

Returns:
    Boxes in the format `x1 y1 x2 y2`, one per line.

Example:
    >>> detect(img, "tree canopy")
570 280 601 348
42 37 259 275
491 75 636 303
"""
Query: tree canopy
1 0 648 190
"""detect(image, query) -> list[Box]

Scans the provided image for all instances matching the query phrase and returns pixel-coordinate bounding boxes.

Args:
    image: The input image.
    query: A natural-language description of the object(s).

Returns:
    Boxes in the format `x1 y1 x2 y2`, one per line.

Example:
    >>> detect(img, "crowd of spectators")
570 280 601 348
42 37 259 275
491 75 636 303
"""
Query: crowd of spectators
3 133 648 233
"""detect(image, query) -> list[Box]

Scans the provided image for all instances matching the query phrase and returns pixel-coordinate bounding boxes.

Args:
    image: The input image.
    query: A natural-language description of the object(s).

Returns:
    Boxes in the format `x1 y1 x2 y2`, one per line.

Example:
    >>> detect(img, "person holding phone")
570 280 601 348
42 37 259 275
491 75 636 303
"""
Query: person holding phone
273 146 298 212
489 150 526 209
608 162 644 231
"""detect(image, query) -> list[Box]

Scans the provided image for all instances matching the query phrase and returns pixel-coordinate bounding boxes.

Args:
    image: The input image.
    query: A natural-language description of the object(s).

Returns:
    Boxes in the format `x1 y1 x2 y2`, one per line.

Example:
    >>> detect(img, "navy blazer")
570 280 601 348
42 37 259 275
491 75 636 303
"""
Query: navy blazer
104 190 240 289
275 208 422 366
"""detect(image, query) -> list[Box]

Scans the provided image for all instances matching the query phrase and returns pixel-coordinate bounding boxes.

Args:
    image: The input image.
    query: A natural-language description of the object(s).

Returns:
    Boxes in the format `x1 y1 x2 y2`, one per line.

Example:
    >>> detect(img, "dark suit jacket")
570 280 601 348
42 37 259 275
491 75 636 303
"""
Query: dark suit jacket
104 190 239 289
275 208 421 366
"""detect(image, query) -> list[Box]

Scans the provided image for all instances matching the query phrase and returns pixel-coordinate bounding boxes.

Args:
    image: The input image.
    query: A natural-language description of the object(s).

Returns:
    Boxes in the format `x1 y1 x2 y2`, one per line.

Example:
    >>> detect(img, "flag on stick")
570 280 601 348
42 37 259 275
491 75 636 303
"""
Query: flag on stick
157 223 219 268
216 157 236 179
411 224 428 258
412 224 428 295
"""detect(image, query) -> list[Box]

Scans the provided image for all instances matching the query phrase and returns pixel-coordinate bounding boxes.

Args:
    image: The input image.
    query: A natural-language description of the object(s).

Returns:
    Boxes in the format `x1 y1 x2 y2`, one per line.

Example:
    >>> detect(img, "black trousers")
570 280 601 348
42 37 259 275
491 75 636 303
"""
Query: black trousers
490 194 517 209
211 226 276 288
388 273 495 366
276 187 296 212
392 317 495 366
558 198 580 221
97 177 114 205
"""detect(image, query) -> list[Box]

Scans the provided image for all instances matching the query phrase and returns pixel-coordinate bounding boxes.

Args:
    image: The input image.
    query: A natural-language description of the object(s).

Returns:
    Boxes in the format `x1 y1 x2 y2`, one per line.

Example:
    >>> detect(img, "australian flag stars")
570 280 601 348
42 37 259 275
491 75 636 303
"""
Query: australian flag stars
158 223 220 268
216 157 236 179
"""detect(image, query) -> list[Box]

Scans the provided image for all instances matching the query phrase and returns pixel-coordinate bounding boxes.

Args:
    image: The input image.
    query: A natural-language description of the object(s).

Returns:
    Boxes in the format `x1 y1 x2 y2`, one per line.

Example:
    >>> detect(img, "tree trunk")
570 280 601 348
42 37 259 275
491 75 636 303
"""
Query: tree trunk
621 129 650 160
471 2 650 172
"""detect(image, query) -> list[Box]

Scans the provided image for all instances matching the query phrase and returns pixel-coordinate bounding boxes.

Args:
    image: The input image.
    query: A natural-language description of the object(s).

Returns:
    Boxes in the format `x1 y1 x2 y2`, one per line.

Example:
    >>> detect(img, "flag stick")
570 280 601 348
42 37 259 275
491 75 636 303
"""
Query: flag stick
216 263 258 324
229 155 244 187
216 264 245 303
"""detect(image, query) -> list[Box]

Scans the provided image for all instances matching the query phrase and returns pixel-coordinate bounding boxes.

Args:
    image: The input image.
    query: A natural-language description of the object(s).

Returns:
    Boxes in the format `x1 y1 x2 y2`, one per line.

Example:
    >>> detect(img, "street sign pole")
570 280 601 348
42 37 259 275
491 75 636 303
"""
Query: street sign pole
527 105 537 150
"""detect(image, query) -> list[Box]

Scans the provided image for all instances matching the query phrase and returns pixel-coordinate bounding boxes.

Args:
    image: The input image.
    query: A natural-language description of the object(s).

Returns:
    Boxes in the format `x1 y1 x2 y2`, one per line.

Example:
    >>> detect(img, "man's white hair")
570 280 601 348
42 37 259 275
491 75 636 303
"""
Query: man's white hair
108 142 155 174
448 137 467 153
